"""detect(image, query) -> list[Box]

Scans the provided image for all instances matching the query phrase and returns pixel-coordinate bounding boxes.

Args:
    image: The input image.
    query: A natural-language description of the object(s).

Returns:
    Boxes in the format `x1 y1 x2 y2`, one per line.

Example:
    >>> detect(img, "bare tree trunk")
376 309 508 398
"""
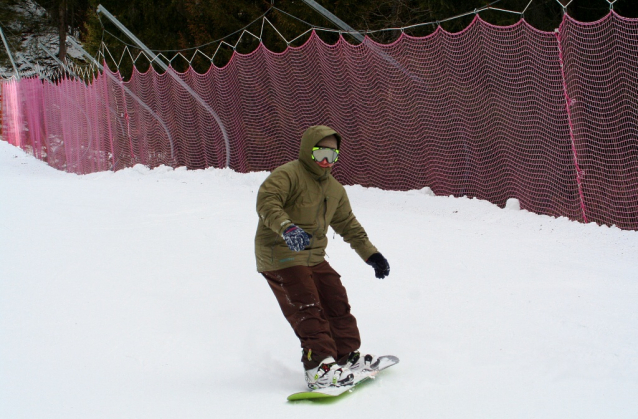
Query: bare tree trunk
58 0 67 61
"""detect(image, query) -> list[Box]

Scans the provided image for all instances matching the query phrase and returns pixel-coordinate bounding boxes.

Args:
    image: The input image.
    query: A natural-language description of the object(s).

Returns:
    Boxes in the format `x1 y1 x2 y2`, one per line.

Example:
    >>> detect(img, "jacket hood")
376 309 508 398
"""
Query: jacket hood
299 125 342 178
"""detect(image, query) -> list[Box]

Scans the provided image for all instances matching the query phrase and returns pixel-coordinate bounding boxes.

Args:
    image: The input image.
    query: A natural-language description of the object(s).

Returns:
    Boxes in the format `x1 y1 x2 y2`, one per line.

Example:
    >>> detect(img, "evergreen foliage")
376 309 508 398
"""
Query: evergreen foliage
0 0 90 74
2 0 638 78
0 0 47 70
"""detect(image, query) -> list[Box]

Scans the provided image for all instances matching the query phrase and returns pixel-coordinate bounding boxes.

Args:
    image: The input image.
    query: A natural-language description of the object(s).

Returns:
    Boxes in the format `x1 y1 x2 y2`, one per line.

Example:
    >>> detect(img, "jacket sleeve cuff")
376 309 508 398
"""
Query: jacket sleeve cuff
276 219 293 236
356 245 378 262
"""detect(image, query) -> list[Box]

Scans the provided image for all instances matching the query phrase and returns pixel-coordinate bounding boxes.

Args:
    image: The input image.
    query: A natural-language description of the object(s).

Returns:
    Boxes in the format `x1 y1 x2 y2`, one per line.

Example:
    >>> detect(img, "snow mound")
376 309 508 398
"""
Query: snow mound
505 197 521 211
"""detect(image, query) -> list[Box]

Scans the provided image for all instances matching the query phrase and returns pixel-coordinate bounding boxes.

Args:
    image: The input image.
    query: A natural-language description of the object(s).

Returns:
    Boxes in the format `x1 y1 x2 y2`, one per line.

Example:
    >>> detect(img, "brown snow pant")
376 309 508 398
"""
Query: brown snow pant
262 261 361 370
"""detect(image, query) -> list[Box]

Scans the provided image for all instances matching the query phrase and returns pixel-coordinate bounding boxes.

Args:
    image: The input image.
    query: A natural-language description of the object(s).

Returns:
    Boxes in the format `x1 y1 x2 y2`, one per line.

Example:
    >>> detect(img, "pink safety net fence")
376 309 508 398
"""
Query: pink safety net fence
2 12 638 230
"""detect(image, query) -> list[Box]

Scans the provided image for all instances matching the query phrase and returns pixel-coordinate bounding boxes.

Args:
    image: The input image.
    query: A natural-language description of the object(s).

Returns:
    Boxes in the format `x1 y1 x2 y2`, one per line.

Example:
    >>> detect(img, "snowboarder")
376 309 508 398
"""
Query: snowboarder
255 125 390 389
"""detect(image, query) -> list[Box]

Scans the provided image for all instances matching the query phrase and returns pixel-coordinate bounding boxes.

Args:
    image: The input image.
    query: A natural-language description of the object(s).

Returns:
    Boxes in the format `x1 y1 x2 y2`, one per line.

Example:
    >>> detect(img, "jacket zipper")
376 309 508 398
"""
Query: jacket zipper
307 181 327 265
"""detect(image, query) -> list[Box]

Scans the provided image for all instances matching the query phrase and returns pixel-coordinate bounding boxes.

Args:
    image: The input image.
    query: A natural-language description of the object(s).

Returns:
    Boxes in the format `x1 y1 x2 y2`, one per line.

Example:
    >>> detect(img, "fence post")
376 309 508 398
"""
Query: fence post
68 38 176 165
300 0 364 42
96 4 230 169
555 27 588 223
0 25 20 80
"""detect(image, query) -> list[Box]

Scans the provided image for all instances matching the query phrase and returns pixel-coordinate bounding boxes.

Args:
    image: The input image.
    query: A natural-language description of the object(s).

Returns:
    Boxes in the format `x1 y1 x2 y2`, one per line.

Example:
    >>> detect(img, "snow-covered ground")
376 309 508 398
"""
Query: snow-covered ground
1 139 637 418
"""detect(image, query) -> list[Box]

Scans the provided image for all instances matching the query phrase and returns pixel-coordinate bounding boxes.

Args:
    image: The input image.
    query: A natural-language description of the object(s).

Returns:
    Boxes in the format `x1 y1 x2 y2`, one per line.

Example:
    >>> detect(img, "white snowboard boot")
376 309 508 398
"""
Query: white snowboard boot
305 356 355 390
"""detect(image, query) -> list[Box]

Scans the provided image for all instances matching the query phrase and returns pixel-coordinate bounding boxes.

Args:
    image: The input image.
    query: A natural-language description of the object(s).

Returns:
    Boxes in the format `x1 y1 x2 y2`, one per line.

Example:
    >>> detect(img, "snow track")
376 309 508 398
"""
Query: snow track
1 140 637 418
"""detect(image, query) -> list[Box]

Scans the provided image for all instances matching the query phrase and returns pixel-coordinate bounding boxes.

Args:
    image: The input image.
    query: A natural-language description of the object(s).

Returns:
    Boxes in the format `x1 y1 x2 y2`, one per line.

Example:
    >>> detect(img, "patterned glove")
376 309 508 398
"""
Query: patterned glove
282 224 311 252
366 253 390 279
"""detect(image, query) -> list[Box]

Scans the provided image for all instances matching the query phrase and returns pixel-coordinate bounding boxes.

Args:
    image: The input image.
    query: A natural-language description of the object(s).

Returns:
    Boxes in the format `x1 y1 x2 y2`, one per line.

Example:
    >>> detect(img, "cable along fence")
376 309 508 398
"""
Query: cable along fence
1 11 638 230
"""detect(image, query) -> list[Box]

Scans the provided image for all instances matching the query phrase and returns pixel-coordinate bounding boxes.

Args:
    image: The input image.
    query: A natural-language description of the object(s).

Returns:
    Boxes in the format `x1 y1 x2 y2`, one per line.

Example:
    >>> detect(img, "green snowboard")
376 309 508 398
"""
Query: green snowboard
287 355 399 401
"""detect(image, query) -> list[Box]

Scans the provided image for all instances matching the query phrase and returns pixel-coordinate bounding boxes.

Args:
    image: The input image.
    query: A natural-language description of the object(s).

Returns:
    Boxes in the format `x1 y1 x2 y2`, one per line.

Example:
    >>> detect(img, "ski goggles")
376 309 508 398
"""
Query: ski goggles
312 147 340 163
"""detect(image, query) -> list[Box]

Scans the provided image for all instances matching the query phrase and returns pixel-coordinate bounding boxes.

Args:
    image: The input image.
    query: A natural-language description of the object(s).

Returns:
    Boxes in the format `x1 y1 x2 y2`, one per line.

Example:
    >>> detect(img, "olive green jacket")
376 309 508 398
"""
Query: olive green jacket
255 125 378 272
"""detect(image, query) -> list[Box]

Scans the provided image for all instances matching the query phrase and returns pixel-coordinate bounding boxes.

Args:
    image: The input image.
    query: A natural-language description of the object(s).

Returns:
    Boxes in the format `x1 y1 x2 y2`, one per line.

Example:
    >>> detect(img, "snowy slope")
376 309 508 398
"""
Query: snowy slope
1 140 637 419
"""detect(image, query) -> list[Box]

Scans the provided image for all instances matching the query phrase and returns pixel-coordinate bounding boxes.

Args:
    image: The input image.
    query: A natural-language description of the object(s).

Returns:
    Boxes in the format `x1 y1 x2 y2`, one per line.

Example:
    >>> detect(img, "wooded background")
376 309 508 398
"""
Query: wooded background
2 0 638 77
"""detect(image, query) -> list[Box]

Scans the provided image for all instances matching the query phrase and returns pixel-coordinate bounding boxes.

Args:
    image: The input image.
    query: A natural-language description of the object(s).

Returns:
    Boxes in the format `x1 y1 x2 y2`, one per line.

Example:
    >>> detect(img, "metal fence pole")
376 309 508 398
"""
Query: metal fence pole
96 5 231 168
0 25 21 80
68 37 176 163
300 0 364 42
40 43 79 79
300 1 428 87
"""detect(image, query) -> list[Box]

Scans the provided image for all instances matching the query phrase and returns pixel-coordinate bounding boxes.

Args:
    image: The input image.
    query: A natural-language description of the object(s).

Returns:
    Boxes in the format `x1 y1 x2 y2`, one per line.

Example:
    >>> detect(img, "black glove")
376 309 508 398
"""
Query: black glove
282 224 311 252
366 252 390 279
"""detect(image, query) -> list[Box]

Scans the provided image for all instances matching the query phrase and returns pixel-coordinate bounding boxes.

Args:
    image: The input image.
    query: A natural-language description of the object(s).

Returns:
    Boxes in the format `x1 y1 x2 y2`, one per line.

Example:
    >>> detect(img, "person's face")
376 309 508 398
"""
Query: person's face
314 135 339 168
